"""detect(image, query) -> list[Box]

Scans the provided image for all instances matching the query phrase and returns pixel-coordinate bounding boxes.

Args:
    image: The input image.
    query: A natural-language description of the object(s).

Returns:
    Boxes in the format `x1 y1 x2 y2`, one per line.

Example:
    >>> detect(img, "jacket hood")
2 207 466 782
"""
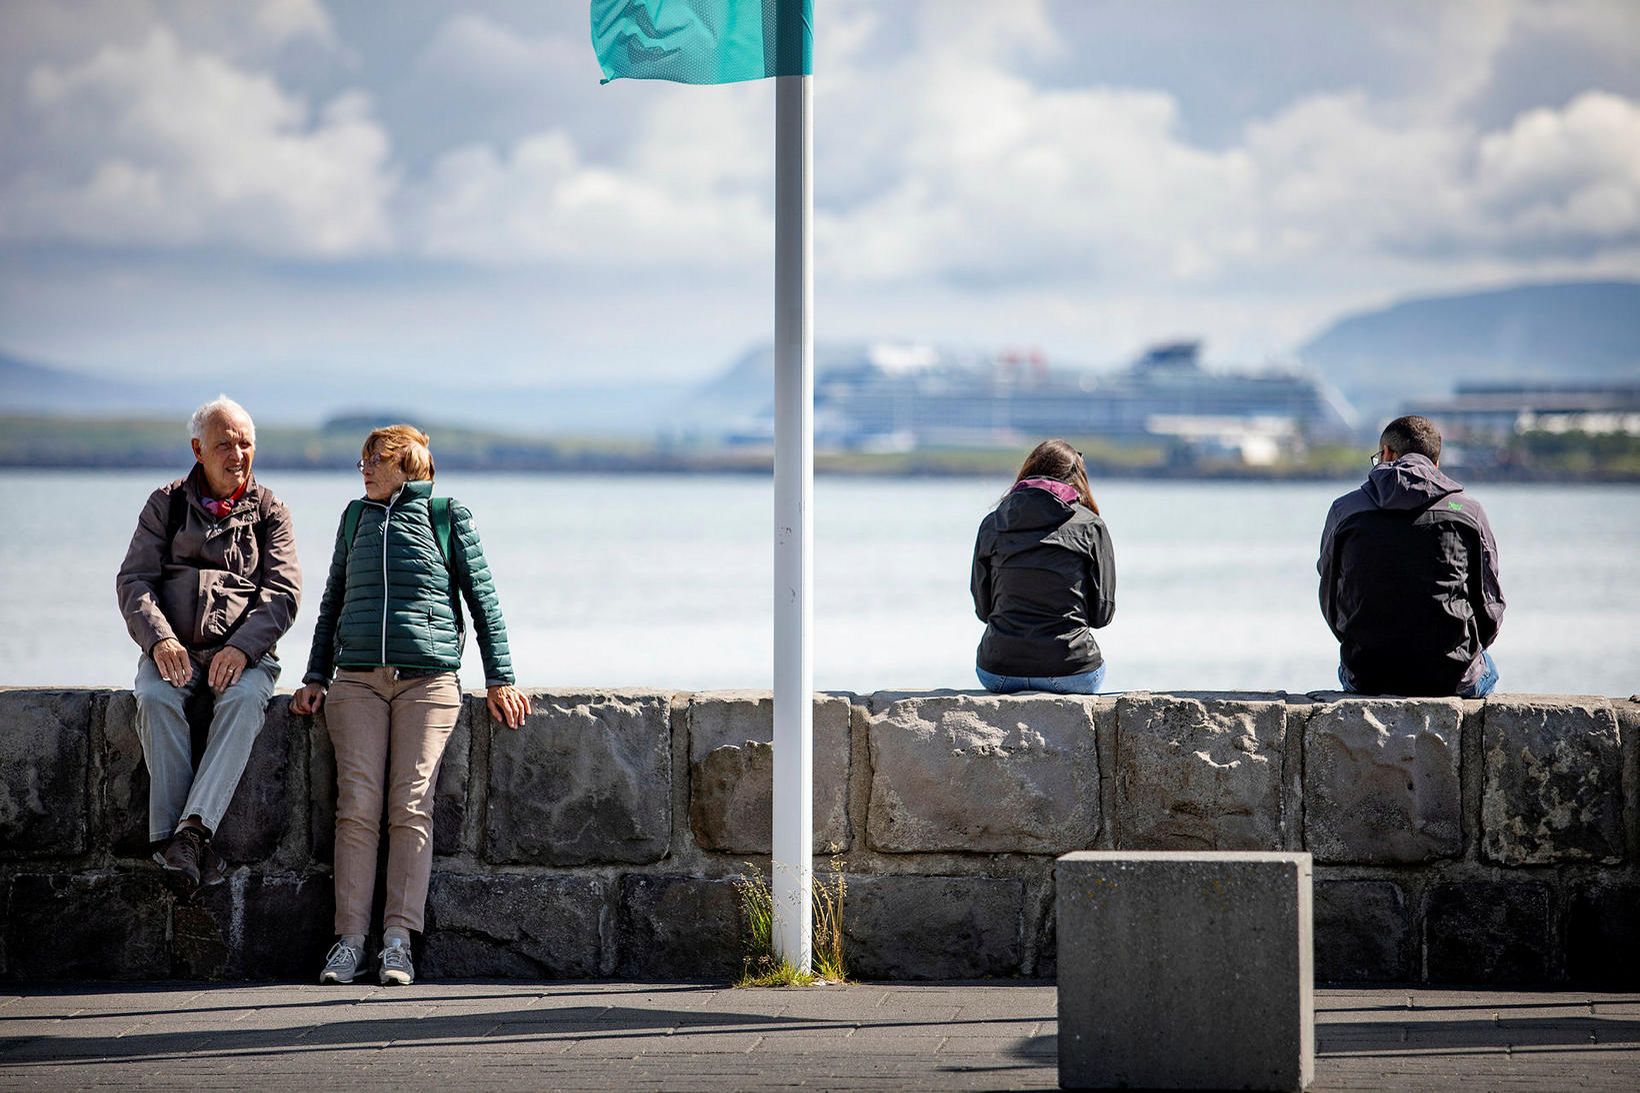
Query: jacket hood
994 482 1077 531
1361 453 1463 511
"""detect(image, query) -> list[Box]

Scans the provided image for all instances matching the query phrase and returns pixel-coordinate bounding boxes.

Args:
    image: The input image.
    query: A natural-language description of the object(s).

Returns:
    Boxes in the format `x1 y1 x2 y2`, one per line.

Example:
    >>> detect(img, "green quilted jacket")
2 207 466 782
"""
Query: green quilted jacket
303 479 515 686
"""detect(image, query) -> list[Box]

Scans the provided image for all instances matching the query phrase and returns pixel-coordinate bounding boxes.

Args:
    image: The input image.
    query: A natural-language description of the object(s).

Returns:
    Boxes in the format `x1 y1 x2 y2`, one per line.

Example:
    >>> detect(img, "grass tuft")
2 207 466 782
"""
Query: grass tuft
734 859 848 987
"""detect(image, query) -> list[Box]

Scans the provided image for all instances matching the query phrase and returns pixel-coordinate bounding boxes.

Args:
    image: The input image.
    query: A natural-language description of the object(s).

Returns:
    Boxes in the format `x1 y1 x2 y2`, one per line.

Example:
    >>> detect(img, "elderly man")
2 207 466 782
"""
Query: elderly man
116 396 301 894
1318 414 1505 697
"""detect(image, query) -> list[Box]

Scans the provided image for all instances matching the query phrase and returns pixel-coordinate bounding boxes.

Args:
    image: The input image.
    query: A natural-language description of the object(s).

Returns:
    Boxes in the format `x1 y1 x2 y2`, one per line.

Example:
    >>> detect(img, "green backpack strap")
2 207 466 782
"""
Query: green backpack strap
429 496 453 570
341 498 366 550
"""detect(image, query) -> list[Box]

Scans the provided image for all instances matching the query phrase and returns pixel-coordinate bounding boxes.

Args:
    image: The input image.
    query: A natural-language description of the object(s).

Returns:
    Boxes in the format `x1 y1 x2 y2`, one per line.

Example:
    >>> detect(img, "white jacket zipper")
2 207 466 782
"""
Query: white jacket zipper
377 489 402 664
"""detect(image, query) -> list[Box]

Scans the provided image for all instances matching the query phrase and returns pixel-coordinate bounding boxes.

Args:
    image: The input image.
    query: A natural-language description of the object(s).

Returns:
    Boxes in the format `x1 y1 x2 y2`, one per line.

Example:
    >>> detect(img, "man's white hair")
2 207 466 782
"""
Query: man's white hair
189 395 255 443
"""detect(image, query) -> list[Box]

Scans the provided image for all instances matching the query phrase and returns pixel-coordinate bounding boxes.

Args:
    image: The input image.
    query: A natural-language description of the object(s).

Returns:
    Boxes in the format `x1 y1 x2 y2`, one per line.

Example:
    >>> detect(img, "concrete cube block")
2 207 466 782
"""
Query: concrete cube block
1056 851 1313 1091
174 871 334 979
687 691 850 854
1482 696 1623 865
1114 694 1287 850
485 691 672 866
1313 878 1413 982
615 875 744 979
1304 698 1462 863
4 871 172 979
866 693 1102 854
423 872 606 979
1424 880 1552 985
1565 880 1640 988
0 689 93 859
843 874 1025 980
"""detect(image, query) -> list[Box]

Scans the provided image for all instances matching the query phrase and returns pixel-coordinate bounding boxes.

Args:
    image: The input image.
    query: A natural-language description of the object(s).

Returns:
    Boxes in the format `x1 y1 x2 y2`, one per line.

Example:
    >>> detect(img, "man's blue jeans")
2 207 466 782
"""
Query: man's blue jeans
133 652 280 842
1337 651 1498 698
977 663 1107 695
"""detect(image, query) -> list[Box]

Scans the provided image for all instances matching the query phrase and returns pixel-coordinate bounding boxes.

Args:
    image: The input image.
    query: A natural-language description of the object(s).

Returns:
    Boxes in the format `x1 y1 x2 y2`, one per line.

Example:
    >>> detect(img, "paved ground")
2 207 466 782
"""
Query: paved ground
1 982 1637 1091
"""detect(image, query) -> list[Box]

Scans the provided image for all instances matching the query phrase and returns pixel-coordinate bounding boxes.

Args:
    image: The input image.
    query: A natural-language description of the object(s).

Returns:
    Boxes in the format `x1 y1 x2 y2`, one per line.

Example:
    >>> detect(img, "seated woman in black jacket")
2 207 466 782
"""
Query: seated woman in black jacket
971 439 1116 694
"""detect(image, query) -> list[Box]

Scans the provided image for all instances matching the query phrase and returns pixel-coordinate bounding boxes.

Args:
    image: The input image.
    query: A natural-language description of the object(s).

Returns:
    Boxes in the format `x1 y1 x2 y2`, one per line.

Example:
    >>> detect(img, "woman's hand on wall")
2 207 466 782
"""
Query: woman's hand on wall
290 682 326 715
487 684 530 729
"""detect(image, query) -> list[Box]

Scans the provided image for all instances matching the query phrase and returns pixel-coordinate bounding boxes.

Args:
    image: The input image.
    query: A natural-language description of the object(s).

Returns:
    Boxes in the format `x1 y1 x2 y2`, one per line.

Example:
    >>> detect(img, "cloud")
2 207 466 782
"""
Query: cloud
0 25 395 256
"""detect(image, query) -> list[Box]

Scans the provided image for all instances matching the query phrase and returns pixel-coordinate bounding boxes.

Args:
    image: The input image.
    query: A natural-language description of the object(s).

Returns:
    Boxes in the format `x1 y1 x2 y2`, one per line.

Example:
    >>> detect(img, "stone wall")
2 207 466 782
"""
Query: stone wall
2 688 1636 985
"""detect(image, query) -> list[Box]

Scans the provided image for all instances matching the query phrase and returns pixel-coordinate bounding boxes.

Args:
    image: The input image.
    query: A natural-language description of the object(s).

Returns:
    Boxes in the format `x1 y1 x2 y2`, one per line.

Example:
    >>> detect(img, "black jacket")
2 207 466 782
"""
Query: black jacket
1318 454 1504 696
972 484 1116 676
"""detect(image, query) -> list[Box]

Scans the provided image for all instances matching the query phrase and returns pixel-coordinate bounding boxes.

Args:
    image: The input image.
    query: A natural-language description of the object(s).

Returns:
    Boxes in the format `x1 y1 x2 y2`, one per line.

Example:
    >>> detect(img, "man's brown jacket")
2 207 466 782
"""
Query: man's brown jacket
116 466 301 662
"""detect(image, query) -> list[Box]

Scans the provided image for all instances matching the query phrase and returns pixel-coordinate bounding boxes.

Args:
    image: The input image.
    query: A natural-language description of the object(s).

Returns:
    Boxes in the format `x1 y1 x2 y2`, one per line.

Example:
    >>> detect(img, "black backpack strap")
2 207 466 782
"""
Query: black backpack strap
162 482 189 567
341 499 366 550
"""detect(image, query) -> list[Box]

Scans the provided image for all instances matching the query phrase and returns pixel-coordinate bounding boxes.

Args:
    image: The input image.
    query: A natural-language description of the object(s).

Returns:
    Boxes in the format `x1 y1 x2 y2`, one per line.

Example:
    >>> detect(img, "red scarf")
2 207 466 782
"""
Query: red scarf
201 480 248 519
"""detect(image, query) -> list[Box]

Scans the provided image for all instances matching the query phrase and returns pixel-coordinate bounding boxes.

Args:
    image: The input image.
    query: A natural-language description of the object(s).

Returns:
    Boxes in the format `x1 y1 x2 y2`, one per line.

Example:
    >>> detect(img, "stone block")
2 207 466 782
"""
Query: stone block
1424 881 1552 985
211 697 295 864
1313 879 1413 982
174 871 334 979
843 874 1024 980
1304 698 1462 863
865 694 1100 854
306 709 336 863
431 700 474 856
1056 851 1313 1091
1114 694 1287 850
423 872 605 979
1565 881 1640 988
4 871 171 979
1482 696 1624 865
615 875 743 979
485 692 672 866
100 690 294 863
0 689 93 858
687 692 850 855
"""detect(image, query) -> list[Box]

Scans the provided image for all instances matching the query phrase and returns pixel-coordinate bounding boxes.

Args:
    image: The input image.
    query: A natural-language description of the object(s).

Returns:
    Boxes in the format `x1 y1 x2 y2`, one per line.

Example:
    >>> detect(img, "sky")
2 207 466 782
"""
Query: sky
2 0 1639 394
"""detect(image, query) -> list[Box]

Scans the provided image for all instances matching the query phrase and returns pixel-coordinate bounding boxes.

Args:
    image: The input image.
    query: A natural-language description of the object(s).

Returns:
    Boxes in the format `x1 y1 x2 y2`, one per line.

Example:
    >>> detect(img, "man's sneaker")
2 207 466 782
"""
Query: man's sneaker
199 840 227 886
320 941 364 985
153 827 204 896
379 940 414 986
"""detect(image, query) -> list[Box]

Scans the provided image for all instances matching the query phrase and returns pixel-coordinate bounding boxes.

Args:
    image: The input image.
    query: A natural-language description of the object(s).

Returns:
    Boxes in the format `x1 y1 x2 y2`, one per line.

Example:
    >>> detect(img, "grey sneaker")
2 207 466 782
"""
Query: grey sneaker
320 941 364 985
379 940 414 986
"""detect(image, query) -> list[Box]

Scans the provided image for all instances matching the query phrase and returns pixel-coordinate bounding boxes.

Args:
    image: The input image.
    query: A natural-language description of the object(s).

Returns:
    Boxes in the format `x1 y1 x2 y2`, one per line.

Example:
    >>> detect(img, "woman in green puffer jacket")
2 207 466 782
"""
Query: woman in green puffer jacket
291 424 528 988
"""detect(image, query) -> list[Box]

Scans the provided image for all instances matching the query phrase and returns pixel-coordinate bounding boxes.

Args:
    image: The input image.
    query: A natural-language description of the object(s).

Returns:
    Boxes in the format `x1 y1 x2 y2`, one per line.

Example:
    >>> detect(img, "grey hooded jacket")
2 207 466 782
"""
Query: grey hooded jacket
1318 454 1504 696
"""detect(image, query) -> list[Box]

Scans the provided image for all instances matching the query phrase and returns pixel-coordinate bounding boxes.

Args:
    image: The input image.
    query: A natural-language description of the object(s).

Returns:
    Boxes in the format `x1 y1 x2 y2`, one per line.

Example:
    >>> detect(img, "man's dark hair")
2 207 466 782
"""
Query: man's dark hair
1380 415 1442 462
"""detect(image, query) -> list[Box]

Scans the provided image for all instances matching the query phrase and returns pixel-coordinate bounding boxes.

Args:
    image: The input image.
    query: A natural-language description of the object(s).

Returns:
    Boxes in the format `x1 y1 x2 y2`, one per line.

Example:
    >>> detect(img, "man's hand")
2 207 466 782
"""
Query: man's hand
208 646 250 693
291 682 327 716
486 685 530 730
152 638 193 688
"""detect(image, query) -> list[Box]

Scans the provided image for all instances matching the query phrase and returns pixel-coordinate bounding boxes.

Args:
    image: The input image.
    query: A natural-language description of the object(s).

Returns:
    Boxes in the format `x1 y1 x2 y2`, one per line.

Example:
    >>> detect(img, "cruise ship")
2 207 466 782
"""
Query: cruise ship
805 341 1356 463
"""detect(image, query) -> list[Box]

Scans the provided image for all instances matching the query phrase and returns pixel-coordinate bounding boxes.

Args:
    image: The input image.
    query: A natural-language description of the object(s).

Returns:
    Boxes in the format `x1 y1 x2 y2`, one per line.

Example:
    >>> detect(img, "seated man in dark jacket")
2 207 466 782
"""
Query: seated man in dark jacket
1318 415 1504 697
115 397 301 894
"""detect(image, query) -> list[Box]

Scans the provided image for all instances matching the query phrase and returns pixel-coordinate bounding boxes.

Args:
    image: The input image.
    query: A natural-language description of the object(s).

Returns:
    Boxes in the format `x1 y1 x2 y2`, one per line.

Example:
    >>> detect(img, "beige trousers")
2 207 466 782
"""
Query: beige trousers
326 667 461 935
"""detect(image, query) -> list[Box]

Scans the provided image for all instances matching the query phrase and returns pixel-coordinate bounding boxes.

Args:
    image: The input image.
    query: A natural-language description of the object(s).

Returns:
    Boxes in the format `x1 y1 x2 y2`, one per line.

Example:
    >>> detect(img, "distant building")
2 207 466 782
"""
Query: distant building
803 340 1355 461
1412 383 1640 440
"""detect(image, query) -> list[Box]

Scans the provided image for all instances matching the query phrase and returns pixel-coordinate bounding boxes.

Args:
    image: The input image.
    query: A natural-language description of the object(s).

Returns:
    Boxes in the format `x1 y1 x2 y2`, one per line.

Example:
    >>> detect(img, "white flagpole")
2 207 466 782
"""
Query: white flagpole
772 70 813 972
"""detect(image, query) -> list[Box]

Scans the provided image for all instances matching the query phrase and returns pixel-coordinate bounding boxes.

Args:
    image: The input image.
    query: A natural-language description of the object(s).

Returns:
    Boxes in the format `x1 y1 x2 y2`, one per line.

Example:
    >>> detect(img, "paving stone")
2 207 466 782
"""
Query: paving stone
1113 693 1286 850
865 694 1101 854
1482 696 1624 865
0 689 93 859
3 871 171 978
102 690 294 864
1565 880 1640 988
1304 698 1462 863
423 872 606 979
174 871 334 979
1314 878 1413 983
1424 880 1552 985
485 692 672 866
843 874 1024 980
615 875 744 980
687 692 850 855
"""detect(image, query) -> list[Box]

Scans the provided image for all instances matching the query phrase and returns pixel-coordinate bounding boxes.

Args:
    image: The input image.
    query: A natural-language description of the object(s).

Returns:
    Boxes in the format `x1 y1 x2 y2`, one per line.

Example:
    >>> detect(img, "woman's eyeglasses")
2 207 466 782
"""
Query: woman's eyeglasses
356 455 386 471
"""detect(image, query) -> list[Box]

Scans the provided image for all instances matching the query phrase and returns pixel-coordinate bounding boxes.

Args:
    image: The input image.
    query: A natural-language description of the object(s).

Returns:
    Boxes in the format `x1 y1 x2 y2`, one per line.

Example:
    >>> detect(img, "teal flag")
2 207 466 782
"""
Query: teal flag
591 0 812 85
